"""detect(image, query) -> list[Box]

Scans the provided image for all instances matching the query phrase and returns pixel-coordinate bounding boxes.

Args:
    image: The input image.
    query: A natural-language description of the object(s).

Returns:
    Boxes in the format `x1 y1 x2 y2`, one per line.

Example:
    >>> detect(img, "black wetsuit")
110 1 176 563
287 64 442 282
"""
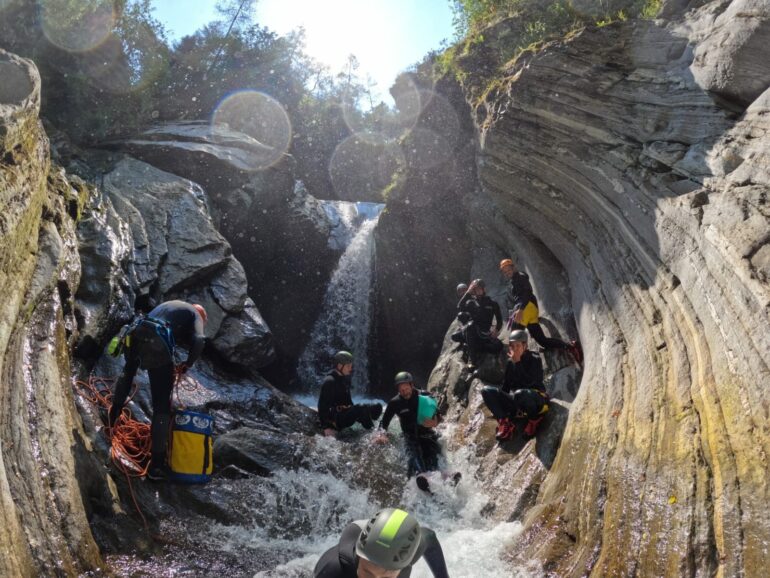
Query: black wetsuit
506 271 569 350
313 521 449 578
317 370 381 431
381 391 441 476
481 351 549 420
109 300 206 469
457 293 503 365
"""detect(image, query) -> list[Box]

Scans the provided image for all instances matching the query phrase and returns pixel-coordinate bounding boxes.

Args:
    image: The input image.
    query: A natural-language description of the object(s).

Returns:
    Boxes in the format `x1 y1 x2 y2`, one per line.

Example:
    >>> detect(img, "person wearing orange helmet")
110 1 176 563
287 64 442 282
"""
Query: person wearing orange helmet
499 258 582 363
108 300 207 481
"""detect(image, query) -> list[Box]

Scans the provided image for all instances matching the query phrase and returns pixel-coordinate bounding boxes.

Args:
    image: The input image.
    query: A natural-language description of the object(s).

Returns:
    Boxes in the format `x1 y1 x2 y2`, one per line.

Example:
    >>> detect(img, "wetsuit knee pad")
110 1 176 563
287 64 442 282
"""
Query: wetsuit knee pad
520 301 539 326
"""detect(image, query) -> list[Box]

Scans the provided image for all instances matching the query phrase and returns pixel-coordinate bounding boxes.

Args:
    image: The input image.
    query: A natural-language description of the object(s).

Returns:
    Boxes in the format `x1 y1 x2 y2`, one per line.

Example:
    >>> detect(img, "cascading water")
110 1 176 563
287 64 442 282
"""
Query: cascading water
297 201 384 393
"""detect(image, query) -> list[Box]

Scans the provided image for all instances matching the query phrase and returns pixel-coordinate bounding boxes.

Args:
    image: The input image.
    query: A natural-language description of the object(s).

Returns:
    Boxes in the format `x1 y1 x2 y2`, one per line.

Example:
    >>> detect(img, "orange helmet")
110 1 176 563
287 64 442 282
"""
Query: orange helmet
499 258 514 270
192 303 208 323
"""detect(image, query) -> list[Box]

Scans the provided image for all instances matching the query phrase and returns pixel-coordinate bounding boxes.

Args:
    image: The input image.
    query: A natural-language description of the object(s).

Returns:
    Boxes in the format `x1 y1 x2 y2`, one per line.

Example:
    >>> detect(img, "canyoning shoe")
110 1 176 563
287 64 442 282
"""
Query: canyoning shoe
567 339 583 366
495 418 515 442
415 474 432 494
450 472 462 486
523 417 545 437
146 465 170 482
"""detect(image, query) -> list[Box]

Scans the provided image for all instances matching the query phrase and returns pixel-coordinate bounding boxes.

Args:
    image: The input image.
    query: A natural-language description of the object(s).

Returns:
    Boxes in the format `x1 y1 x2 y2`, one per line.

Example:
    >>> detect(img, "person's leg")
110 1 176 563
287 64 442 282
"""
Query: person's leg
481 386 517 420
526 322 569 349
147 363 175 475
465 324 483 366
404 436 426 477
108 355 140 428
419 434 441 472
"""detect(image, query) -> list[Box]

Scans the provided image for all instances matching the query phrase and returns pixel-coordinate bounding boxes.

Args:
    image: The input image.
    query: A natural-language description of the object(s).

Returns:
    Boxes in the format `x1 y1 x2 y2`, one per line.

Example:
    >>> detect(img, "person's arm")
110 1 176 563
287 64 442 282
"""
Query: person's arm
501 361 513 394
380 400 395 431
183 314 206 367
318 379 335 429
412 528 449 578
492 299 503 333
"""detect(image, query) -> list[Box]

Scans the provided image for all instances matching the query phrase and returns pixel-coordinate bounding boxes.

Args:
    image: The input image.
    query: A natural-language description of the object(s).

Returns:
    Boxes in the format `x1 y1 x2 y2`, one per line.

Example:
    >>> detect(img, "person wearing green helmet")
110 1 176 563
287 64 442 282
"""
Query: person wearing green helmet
374 372 445 492
313 508 450 577
318 351 382 437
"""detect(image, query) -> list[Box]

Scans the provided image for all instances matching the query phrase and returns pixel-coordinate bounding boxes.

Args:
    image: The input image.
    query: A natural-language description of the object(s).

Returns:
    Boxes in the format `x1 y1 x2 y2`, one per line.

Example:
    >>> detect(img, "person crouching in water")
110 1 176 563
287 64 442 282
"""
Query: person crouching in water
318 350 382 437
480 329 550 442
375 372 443 492
108 300 207 481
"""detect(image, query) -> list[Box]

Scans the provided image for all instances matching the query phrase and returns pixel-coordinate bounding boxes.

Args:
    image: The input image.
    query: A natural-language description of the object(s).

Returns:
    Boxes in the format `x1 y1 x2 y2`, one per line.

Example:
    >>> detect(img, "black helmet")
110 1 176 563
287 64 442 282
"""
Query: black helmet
394 371 413 386
473 278 485 289
333 351 353 365
356 508 421 570
509 329 528 343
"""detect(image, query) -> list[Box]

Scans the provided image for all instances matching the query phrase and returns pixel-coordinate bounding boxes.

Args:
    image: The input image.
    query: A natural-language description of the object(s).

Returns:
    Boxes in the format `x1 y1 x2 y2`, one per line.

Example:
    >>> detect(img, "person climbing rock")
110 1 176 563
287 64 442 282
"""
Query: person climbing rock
313 508 450 578
450 282 472 355
108 299 207 481
374 372 446 493
317 351 383 437
499 258 582 363
480 329 550 442
457 278 503 369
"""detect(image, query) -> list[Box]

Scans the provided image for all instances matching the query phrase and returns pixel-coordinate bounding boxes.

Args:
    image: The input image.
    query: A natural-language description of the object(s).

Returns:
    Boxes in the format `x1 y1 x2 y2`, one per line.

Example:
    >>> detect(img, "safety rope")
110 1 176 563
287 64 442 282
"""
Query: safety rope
75 368 195 531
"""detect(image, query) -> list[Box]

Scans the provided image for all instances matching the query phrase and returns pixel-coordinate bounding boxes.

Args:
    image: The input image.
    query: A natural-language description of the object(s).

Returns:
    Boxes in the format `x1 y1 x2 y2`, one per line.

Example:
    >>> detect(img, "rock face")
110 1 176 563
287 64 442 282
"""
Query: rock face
74 156 275 369
0 48 103 576
113 123 344 386
430 4 770 575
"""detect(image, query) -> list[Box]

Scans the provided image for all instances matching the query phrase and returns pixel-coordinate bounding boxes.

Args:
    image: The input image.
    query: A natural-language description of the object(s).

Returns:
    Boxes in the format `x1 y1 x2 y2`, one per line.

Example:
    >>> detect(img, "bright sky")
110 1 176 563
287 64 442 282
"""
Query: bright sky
150 0 454 104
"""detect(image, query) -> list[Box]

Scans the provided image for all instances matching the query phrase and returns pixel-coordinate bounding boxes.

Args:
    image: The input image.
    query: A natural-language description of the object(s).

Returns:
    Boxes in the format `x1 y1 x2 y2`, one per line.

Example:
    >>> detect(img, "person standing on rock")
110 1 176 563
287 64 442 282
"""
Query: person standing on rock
480 329 550 442
317 351 383 437
108 300 208 481
374 372 451 493
457 278 503 370
499 258 582 363
313 507 450 578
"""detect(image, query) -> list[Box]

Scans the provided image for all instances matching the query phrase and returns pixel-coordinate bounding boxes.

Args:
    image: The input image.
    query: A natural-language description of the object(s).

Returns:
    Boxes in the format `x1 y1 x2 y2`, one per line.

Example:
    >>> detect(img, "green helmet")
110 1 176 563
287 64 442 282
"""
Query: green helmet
333 351 354 365
356 508 421 570
394 371 413 386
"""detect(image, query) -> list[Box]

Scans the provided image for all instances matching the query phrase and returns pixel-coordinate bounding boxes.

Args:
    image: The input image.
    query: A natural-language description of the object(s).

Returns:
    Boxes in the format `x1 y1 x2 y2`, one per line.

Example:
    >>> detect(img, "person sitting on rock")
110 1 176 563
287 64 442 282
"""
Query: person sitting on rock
108 300 207 481
457 278 503 369
317 350 382 437
499 258 582 364
374 372 458 493
480 329 550 442
313 508 450 578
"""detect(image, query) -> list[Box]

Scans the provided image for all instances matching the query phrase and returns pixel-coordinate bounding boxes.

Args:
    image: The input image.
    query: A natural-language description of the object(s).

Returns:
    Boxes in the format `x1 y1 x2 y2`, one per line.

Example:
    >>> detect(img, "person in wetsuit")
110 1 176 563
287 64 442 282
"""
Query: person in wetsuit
317 351 382 437
499 258 582 363
314 508 450 578
480 329 550 441
108 300 207 481
457 278 503 368
375 372 442 492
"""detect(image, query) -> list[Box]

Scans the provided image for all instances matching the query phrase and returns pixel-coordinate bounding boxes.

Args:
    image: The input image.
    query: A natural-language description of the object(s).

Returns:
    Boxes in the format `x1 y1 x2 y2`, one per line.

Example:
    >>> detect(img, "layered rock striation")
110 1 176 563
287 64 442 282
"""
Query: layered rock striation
436 1 770 575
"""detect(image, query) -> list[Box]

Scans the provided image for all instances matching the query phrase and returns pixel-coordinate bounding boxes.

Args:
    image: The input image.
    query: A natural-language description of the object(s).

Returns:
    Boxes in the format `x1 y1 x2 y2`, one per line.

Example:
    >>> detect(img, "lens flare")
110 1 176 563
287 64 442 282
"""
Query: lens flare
212 91 292 171
40 0 115 53
328 133 405 201
76 27 166 94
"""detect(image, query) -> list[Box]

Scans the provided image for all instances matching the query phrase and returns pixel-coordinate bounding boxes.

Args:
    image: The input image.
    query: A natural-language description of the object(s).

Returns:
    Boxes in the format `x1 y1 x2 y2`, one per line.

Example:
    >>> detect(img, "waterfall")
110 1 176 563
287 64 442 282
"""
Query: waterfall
297 202 383 393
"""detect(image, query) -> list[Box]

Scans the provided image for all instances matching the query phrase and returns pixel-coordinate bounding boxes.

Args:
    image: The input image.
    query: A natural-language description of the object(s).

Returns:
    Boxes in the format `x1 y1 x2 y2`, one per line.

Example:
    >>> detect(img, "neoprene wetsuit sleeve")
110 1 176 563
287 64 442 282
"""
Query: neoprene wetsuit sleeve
380 400 396 430
183 314 206 366
317 377 334 428
415 528 450 578
492 299 503 332
526 353 545 388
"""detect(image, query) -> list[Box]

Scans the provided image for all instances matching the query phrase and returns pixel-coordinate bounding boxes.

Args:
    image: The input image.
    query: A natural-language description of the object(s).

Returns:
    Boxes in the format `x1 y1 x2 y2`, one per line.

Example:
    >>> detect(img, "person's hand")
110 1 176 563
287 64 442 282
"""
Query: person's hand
373 432 389 445
421 417 439 428
513 309 524 324
491 328 499 338
323 428 337 437
175 363 189 375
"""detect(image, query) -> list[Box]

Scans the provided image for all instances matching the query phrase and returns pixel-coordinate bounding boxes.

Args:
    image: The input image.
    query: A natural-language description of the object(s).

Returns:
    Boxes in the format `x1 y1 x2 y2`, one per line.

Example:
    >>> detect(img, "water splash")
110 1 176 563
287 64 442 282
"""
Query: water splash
297 204 383 393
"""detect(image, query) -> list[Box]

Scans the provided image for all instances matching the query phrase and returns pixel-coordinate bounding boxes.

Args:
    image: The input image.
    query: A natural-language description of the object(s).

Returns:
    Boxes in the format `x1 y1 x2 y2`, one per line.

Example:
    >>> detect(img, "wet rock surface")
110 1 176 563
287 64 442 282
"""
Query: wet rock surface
450 5 770 575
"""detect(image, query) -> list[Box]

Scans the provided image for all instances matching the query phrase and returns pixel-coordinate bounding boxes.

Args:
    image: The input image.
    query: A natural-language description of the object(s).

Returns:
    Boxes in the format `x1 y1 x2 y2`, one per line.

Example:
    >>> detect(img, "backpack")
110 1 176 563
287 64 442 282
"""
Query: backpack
169 409 214 484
